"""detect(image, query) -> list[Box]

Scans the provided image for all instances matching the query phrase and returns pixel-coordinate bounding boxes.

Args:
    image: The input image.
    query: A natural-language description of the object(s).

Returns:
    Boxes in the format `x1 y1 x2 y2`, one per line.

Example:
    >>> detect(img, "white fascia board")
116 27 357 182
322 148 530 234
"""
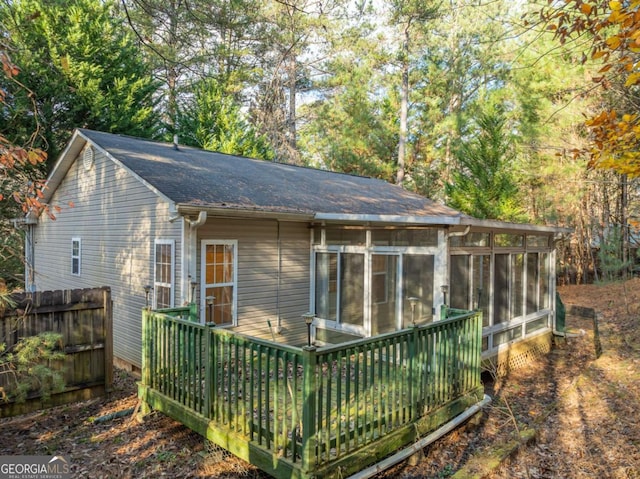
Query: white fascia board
38 129 87 206
460 217 573 234
177 204 314 222
313 213 463 226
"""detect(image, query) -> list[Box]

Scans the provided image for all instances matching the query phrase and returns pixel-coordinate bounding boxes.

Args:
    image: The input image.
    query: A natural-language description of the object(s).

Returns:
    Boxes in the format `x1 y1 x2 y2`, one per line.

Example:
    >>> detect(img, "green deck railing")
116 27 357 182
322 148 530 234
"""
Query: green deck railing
140 307 483 478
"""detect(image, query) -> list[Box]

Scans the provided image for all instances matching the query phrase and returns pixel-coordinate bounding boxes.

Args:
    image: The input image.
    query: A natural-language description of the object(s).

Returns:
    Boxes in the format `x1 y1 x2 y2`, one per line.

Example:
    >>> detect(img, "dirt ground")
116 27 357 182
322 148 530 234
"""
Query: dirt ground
1 279 639 478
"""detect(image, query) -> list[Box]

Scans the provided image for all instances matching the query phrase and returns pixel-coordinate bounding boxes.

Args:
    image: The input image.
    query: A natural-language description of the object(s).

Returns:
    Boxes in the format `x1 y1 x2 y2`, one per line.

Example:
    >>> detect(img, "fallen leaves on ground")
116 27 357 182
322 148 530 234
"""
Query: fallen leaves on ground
1 279 639 478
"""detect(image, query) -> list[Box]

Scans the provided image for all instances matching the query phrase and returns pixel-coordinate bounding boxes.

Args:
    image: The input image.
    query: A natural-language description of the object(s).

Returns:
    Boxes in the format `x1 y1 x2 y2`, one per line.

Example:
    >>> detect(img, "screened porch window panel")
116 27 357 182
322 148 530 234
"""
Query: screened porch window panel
402 254 434 325
450 255 470 310
339 253 364 327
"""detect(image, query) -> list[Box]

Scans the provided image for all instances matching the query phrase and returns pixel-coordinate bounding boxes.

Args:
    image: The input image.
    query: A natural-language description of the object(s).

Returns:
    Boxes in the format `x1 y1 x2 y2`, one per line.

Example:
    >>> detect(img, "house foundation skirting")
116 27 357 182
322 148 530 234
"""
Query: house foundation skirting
138 383 485 479
488 331 553 376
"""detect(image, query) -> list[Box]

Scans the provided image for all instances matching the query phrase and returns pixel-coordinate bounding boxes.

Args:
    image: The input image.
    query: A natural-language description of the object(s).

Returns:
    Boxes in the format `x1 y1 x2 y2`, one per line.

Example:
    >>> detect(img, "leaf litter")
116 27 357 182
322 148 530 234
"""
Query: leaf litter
1 279 639 478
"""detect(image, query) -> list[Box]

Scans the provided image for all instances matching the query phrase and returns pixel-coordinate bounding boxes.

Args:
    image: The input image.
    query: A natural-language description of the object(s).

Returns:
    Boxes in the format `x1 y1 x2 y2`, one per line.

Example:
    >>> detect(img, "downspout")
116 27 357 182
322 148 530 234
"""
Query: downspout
448 224 471 238
276 220 282 333
186 211 207 229
185 211 207 319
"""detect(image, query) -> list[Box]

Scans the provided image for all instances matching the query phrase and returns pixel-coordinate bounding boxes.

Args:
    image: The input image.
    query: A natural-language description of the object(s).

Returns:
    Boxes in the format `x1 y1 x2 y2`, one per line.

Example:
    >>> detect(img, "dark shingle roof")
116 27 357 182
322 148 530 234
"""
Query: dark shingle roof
79 129 463 218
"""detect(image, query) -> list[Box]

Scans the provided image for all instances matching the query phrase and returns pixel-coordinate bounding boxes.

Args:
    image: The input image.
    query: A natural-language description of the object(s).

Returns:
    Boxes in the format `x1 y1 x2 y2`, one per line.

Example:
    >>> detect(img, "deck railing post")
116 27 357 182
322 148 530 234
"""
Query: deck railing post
409 324 419 419
139 308 153 417
301 345 317 474
473 311 482 388
142 309 152 388
204 323 215 419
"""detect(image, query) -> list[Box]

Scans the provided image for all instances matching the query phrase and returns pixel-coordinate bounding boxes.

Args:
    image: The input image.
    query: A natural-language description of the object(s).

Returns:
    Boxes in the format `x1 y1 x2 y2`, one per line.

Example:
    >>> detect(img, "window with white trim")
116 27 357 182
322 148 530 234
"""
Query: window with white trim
201 240 237 326
313 226 438 336
71 238 81 276
154 239 175 309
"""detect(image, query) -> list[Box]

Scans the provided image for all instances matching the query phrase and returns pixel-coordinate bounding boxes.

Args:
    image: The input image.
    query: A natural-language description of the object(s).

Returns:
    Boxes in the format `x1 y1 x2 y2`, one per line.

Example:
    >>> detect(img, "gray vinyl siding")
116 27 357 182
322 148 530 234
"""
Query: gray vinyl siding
197 219 311 344
32 148 182 368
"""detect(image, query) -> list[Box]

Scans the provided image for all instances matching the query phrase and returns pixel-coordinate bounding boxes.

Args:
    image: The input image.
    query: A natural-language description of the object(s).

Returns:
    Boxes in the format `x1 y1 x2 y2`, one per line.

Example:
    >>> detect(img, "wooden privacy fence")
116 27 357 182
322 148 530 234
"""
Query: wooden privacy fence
0 287 113 417
139 307 484 479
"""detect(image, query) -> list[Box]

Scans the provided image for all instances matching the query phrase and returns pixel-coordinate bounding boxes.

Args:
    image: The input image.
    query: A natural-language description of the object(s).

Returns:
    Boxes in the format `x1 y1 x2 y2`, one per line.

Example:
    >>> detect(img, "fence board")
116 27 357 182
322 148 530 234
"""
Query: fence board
0 287 113 418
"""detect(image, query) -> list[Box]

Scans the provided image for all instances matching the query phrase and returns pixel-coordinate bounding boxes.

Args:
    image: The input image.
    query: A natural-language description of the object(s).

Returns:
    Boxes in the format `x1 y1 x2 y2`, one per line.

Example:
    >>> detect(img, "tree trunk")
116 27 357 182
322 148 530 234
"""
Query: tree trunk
397 26 410 186
288 54 297 155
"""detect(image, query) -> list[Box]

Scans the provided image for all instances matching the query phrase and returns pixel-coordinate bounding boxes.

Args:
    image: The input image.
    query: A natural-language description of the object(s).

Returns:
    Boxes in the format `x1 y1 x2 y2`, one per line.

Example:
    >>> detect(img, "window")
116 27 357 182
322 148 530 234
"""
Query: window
494 254 510 325
451 254 490 326
526 235 550 248
526 253 539 314
450 255 471 310
402 254 434 325
339 253 365 328
371 254 398 335
372 255 391 304
325 228 366 245
315 252 338 321
371 229 437 247
494 234 524 248
154 240 174 309
511 254 524 320
71 238 81 276
449 232 490 248
540 252 550 309
202 241 237 326
315 252 365 329
313 226 437 335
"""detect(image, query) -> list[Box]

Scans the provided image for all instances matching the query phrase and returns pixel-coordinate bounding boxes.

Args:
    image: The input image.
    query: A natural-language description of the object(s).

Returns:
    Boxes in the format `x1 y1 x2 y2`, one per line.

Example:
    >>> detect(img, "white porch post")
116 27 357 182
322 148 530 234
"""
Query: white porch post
435 229 448 320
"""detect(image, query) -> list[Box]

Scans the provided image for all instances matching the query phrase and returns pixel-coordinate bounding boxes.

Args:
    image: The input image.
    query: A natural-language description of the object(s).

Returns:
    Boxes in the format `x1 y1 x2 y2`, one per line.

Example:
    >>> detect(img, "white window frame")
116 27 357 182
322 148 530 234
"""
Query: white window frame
200 240 238 327
71 238 81 276
153 239 175 309
312 241 439 336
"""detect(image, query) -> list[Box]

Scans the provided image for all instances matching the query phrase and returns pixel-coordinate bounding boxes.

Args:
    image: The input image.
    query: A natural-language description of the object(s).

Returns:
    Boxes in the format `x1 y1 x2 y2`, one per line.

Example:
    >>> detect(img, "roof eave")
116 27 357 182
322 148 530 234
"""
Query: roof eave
176 204 315 222
38 129 87 208
312 213 463 226
460 217 573 234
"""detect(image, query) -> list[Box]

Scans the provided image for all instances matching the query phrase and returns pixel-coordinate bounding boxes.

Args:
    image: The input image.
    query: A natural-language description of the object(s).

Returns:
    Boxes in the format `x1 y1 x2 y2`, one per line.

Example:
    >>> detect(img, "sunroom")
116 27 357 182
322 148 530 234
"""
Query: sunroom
309 220 561 363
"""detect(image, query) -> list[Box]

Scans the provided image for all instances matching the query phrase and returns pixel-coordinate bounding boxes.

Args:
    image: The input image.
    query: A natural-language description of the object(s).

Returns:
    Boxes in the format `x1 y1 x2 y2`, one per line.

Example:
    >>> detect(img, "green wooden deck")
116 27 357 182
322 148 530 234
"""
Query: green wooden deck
138 308 484 479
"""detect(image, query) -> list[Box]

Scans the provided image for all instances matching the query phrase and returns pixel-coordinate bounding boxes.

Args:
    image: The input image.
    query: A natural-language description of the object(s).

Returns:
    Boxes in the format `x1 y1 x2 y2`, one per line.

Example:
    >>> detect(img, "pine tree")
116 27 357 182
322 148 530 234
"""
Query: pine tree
446 106 526 222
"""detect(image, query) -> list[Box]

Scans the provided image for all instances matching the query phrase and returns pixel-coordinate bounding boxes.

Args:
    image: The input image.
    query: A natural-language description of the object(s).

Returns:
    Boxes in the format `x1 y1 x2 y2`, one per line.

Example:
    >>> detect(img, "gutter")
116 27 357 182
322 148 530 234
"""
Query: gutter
186 210 207 228
176 204 314 222
313 213 463 226
346 394 492 479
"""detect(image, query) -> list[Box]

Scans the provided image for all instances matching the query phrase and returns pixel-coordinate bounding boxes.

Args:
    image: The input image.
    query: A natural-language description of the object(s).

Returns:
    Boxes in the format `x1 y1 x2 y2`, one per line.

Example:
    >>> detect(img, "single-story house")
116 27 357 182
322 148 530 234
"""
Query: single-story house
22 129 568 372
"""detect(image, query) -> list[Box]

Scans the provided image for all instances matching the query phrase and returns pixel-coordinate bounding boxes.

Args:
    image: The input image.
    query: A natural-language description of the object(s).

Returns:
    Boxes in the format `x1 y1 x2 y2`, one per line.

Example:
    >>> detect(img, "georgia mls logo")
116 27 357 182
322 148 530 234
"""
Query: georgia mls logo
0 455 71 479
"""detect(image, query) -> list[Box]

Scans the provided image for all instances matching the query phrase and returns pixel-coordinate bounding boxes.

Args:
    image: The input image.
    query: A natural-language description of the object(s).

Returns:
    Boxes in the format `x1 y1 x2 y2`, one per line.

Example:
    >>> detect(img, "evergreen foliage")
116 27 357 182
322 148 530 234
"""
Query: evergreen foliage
0 0 161 164
446 106 526 222
176 79 274 160
597 225 634 282
0 291 65 404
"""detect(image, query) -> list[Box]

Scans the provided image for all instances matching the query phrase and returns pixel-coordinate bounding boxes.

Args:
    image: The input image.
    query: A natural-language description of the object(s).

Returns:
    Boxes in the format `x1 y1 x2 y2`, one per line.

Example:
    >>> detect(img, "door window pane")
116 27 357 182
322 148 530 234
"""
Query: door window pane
203 242 235 326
